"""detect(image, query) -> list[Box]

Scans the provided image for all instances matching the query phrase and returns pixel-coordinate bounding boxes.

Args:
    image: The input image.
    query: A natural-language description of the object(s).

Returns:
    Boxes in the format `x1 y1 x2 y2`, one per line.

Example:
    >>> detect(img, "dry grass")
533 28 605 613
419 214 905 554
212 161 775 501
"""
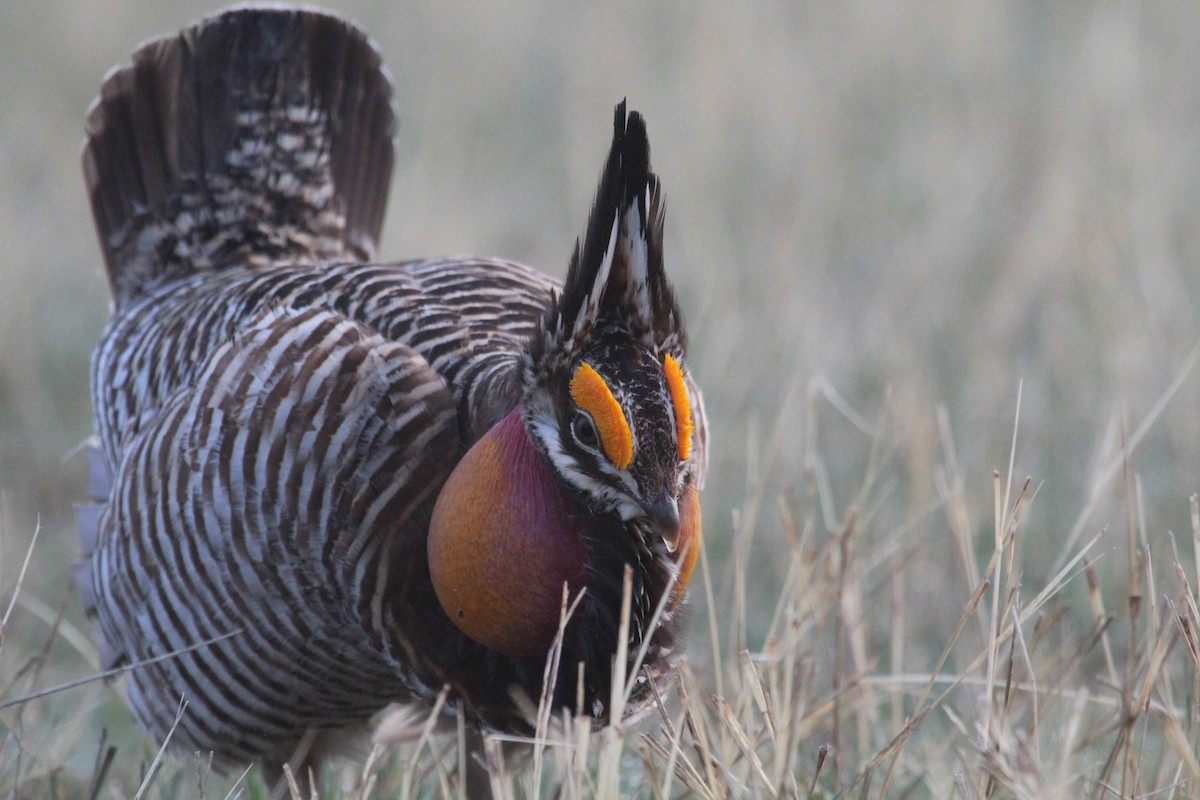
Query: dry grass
7 376 1200 798
7 1 1200 798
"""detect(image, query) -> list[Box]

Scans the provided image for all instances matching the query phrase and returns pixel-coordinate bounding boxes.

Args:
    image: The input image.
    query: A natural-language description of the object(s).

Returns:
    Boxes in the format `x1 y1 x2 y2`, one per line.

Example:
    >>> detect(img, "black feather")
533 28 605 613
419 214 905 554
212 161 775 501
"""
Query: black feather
558 101 639 340
530 100 686 378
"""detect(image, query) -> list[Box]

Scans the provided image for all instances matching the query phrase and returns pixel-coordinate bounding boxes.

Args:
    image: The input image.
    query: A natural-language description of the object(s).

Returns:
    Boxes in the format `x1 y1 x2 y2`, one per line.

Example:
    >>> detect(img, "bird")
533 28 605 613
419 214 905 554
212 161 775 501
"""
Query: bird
75 3 706 779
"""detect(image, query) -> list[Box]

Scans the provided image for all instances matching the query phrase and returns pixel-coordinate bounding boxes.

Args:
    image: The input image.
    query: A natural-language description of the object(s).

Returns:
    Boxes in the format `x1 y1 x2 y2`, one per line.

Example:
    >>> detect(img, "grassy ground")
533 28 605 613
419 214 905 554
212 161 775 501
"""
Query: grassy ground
6 2 1200 797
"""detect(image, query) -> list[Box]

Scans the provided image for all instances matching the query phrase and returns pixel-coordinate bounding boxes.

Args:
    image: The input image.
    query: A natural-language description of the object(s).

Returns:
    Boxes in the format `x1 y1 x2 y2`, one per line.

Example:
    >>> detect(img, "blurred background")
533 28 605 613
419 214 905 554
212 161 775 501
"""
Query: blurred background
5 0 1200 786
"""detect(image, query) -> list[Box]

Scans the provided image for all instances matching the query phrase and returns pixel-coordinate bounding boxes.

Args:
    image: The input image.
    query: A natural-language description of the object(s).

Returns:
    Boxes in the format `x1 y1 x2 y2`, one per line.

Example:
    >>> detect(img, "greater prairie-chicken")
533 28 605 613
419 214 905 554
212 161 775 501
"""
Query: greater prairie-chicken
76 5 706 775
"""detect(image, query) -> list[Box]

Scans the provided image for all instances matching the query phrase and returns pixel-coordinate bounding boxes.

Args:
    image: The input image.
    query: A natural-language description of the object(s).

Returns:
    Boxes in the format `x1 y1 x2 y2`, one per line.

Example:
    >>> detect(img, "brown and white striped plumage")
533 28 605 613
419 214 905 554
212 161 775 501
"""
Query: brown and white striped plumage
79 5 706 774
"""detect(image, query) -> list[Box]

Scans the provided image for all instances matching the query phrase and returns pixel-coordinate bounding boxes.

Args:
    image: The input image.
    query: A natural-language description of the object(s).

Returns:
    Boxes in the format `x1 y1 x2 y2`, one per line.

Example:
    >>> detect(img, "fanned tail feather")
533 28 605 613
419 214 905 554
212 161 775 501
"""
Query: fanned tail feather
82 6 396 307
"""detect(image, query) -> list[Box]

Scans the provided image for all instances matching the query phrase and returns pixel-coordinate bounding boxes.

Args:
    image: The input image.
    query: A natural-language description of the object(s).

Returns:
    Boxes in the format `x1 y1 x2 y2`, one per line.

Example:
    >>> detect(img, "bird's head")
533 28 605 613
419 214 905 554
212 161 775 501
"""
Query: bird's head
429 103 705 662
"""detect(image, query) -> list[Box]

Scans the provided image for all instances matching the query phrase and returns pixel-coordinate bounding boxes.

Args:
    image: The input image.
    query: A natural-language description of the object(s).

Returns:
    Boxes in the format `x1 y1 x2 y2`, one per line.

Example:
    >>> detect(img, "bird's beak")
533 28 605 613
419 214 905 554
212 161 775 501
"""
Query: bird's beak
643 489 681 552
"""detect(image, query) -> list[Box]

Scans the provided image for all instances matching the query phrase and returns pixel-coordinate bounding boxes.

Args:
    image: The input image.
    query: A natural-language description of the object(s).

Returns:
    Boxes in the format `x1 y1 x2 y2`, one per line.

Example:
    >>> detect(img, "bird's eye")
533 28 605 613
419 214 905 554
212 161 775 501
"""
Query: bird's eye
572 412 600 449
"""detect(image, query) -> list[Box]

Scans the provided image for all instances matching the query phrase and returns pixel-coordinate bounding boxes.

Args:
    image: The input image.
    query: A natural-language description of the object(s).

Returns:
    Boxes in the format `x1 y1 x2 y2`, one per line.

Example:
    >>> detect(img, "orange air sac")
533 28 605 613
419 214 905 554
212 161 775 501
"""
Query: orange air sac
429 406 588 658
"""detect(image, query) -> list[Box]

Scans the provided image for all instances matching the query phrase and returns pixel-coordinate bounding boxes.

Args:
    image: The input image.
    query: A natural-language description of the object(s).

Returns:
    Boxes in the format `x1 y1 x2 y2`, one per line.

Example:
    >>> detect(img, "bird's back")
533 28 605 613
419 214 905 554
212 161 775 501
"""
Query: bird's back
80 6 559 769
